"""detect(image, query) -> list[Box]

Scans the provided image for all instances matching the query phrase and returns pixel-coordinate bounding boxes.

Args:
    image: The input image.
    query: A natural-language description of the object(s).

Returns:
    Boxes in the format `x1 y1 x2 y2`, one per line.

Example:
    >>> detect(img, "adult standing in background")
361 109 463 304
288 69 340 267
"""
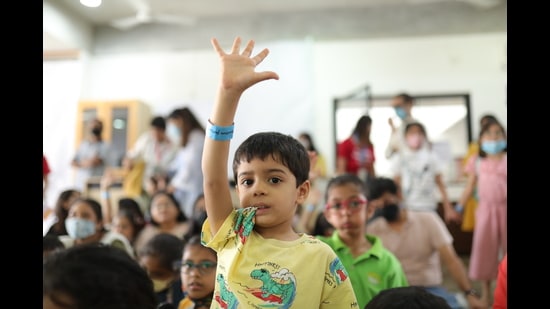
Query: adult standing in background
123 115 179 200
166 107 205 219
43 154 51 200
385 93 421 159
336 115 376 184
71 118 112 191
43 154 52 218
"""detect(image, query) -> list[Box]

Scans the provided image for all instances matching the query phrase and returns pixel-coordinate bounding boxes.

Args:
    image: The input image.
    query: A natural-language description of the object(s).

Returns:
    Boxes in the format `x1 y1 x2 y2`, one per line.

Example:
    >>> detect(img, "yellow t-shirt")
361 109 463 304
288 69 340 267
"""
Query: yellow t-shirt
202 207 359 309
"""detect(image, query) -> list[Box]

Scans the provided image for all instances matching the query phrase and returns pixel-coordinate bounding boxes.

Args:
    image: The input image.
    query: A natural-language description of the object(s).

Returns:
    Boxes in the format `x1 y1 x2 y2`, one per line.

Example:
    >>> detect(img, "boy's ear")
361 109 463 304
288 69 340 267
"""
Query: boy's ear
296 180 310 204
365 203 375 220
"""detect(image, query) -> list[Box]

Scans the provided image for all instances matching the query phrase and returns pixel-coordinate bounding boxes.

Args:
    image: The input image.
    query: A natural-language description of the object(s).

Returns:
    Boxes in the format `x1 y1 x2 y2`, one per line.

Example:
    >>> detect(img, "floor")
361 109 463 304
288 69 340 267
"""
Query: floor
441 254 495 308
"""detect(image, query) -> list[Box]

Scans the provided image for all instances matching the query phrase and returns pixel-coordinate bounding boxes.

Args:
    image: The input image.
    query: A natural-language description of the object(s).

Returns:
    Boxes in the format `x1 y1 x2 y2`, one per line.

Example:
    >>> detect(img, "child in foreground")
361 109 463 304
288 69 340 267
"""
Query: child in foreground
201 36 358 308
317 173 408 308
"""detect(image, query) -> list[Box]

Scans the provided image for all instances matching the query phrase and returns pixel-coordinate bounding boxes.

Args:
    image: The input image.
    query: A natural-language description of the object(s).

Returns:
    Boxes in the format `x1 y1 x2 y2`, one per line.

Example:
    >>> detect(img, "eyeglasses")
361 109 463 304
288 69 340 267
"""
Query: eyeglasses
177 261 217 275
325 197 367 213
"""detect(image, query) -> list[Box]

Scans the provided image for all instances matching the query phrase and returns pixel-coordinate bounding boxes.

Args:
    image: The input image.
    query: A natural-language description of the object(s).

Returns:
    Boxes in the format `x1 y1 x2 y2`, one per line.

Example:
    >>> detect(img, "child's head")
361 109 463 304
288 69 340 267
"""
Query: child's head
114 198 146 243
404 122 427 150
478 120 506 157
364 286 451 309
43 235 65 258
65 198 105 240
231 132 311 227
312 212 335 237
138 233 184 293
179 235 217 301
51 189 81 234
148 190 187 226
323 174 370 234
44 243 157 309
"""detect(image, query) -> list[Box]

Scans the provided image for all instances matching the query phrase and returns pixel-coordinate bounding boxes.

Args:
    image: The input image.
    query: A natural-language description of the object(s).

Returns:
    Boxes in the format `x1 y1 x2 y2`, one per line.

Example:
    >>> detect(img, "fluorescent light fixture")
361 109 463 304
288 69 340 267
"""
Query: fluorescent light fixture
80 0 102 8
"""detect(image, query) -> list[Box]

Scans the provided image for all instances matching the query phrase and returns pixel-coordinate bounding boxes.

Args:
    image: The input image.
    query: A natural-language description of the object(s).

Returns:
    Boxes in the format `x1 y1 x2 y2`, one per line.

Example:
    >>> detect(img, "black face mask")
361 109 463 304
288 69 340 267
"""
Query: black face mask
381 204 400 222
91 127 102 136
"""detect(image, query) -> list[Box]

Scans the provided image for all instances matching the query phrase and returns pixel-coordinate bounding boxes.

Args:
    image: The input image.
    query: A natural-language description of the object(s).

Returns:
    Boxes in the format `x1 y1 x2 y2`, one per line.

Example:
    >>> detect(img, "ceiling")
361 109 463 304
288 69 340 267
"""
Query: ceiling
44 0 506 53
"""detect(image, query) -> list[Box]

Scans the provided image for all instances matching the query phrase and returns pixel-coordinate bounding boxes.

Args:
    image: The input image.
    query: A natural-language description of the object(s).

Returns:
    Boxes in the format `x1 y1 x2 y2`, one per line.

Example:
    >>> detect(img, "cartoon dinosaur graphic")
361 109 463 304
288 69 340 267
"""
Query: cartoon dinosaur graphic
329 258 348 284
215 274 238 309
250 268 296 308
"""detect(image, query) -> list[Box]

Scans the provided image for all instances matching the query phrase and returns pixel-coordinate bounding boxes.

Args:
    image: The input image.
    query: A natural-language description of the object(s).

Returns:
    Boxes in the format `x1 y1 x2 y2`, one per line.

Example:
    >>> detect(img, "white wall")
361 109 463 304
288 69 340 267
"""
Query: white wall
43 32 507 208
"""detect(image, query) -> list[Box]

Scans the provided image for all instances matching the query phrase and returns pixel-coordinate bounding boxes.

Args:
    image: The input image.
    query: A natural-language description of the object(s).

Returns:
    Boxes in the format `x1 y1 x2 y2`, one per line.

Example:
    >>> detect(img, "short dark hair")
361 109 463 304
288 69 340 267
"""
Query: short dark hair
138 233 184 273
367 177 398 201
151 116 167 130
43 235 65 253
43 243 157 309
364 286 451 309
394 93 415 105
232 132 310 187
324 173 367 203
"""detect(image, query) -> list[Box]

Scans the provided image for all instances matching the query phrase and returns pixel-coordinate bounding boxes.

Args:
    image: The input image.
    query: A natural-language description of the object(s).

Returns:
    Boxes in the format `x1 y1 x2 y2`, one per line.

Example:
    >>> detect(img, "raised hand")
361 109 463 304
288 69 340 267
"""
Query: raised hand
211 37 279 94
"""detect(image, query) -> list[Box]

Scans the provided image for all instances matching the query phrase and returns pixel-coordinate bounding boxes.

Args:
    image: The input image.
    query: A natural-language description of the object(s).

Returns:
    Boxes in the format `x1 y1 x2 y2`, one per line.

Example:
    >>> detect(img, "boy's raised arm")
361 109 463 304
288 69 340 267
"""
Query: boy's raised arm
202 37 279 235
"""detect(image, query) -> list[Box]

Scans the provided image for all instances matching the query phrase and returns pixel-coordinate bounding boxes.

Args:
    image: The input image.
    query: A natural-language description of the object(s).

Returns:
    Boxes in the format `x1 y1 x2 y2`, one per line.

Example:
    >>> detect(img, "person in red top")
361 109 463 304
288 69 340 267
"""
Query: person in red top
493 253 507 309
43 154 51 199
336 115 376 184
43 154 53 218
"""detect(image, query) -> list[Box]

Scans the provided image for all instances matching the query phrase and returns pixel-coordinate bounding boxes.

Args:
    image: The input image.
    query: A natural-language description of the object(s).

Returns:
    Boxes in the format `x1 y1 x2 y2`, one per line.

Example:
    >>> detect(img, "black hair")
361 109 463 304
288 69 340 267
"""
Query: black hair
479 114 499 127
324 173 367 203
312 212 334 237
232 132 310 186
43 235 65 253
138 233 184 273
148 190 187 226
151 116 167 130
48 189 80 236
183 234 216 258
367 177 398 201
351 115 373 142
298 132 318 152
43 243 157 309
394 93 415 105
116 201 146 242
167 107 205 147
364 286 451 309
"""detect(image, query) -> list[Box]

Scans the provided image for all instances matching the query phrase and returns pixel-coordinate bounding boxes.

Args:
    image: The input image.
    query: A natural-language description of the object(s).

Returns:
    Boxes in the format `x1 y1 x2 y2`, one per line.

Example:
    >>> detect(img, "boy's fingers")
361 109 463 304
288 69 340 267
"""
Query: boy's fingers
211 38 225 56
252 48 270 66
241 39 255 57
231 36 242 54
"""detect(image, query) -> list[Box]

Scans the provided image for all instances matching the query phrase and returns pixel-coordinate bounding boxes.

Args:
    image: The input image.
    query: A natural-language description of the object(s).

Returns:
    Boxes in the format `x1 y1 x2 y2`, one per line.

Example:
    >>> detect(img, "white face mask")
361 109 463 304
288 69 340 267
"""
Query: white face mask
65 217 96 239
166 123 181 145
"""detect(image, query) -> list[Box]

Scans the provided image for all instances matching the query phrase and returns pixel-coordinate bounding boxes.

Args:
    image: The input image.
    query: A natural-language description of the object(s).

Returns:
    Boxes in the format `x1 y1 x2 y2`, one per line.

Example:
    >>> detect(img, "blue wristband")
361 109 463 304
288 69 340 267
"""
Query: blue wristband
100 190 110 200
207 119 234 141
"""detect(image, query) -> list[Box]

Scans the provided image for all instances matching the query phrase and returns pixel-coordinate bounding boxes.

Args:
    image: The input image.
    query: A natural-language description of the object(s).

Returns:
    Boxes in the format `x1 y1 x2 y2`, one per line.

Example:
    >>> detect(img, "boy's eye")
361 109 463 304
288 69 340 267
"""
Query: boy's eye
241 179 253 186
269 177 281 184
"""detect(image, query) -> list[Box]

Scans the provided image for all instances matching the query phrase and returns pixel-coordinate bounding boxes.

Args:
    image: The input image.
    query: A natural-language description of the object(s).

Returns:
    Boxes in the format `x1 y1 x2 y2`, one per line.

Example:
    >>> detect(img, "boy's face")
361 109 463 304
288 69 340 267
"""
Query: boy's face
235 156 309 230
324 183 370 236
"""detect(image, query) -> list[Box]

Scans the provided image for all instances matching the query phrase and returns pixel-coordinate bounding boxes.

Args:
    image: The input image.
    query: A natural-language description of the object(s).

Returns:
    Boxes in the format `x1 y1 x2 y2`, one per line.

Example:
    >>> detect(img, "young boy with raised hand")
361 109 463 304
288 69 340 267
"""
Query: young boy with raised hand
201 36 359 309
317 173 408 308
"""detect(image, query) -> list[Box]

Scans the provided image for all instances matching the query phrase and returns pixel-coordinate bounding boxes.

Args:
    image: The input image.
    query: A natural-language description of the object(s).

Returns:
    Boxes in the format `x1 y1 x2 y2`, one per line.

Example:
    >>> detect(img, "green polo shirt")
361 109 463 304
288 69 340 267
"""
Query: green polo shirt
317 232 409 308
